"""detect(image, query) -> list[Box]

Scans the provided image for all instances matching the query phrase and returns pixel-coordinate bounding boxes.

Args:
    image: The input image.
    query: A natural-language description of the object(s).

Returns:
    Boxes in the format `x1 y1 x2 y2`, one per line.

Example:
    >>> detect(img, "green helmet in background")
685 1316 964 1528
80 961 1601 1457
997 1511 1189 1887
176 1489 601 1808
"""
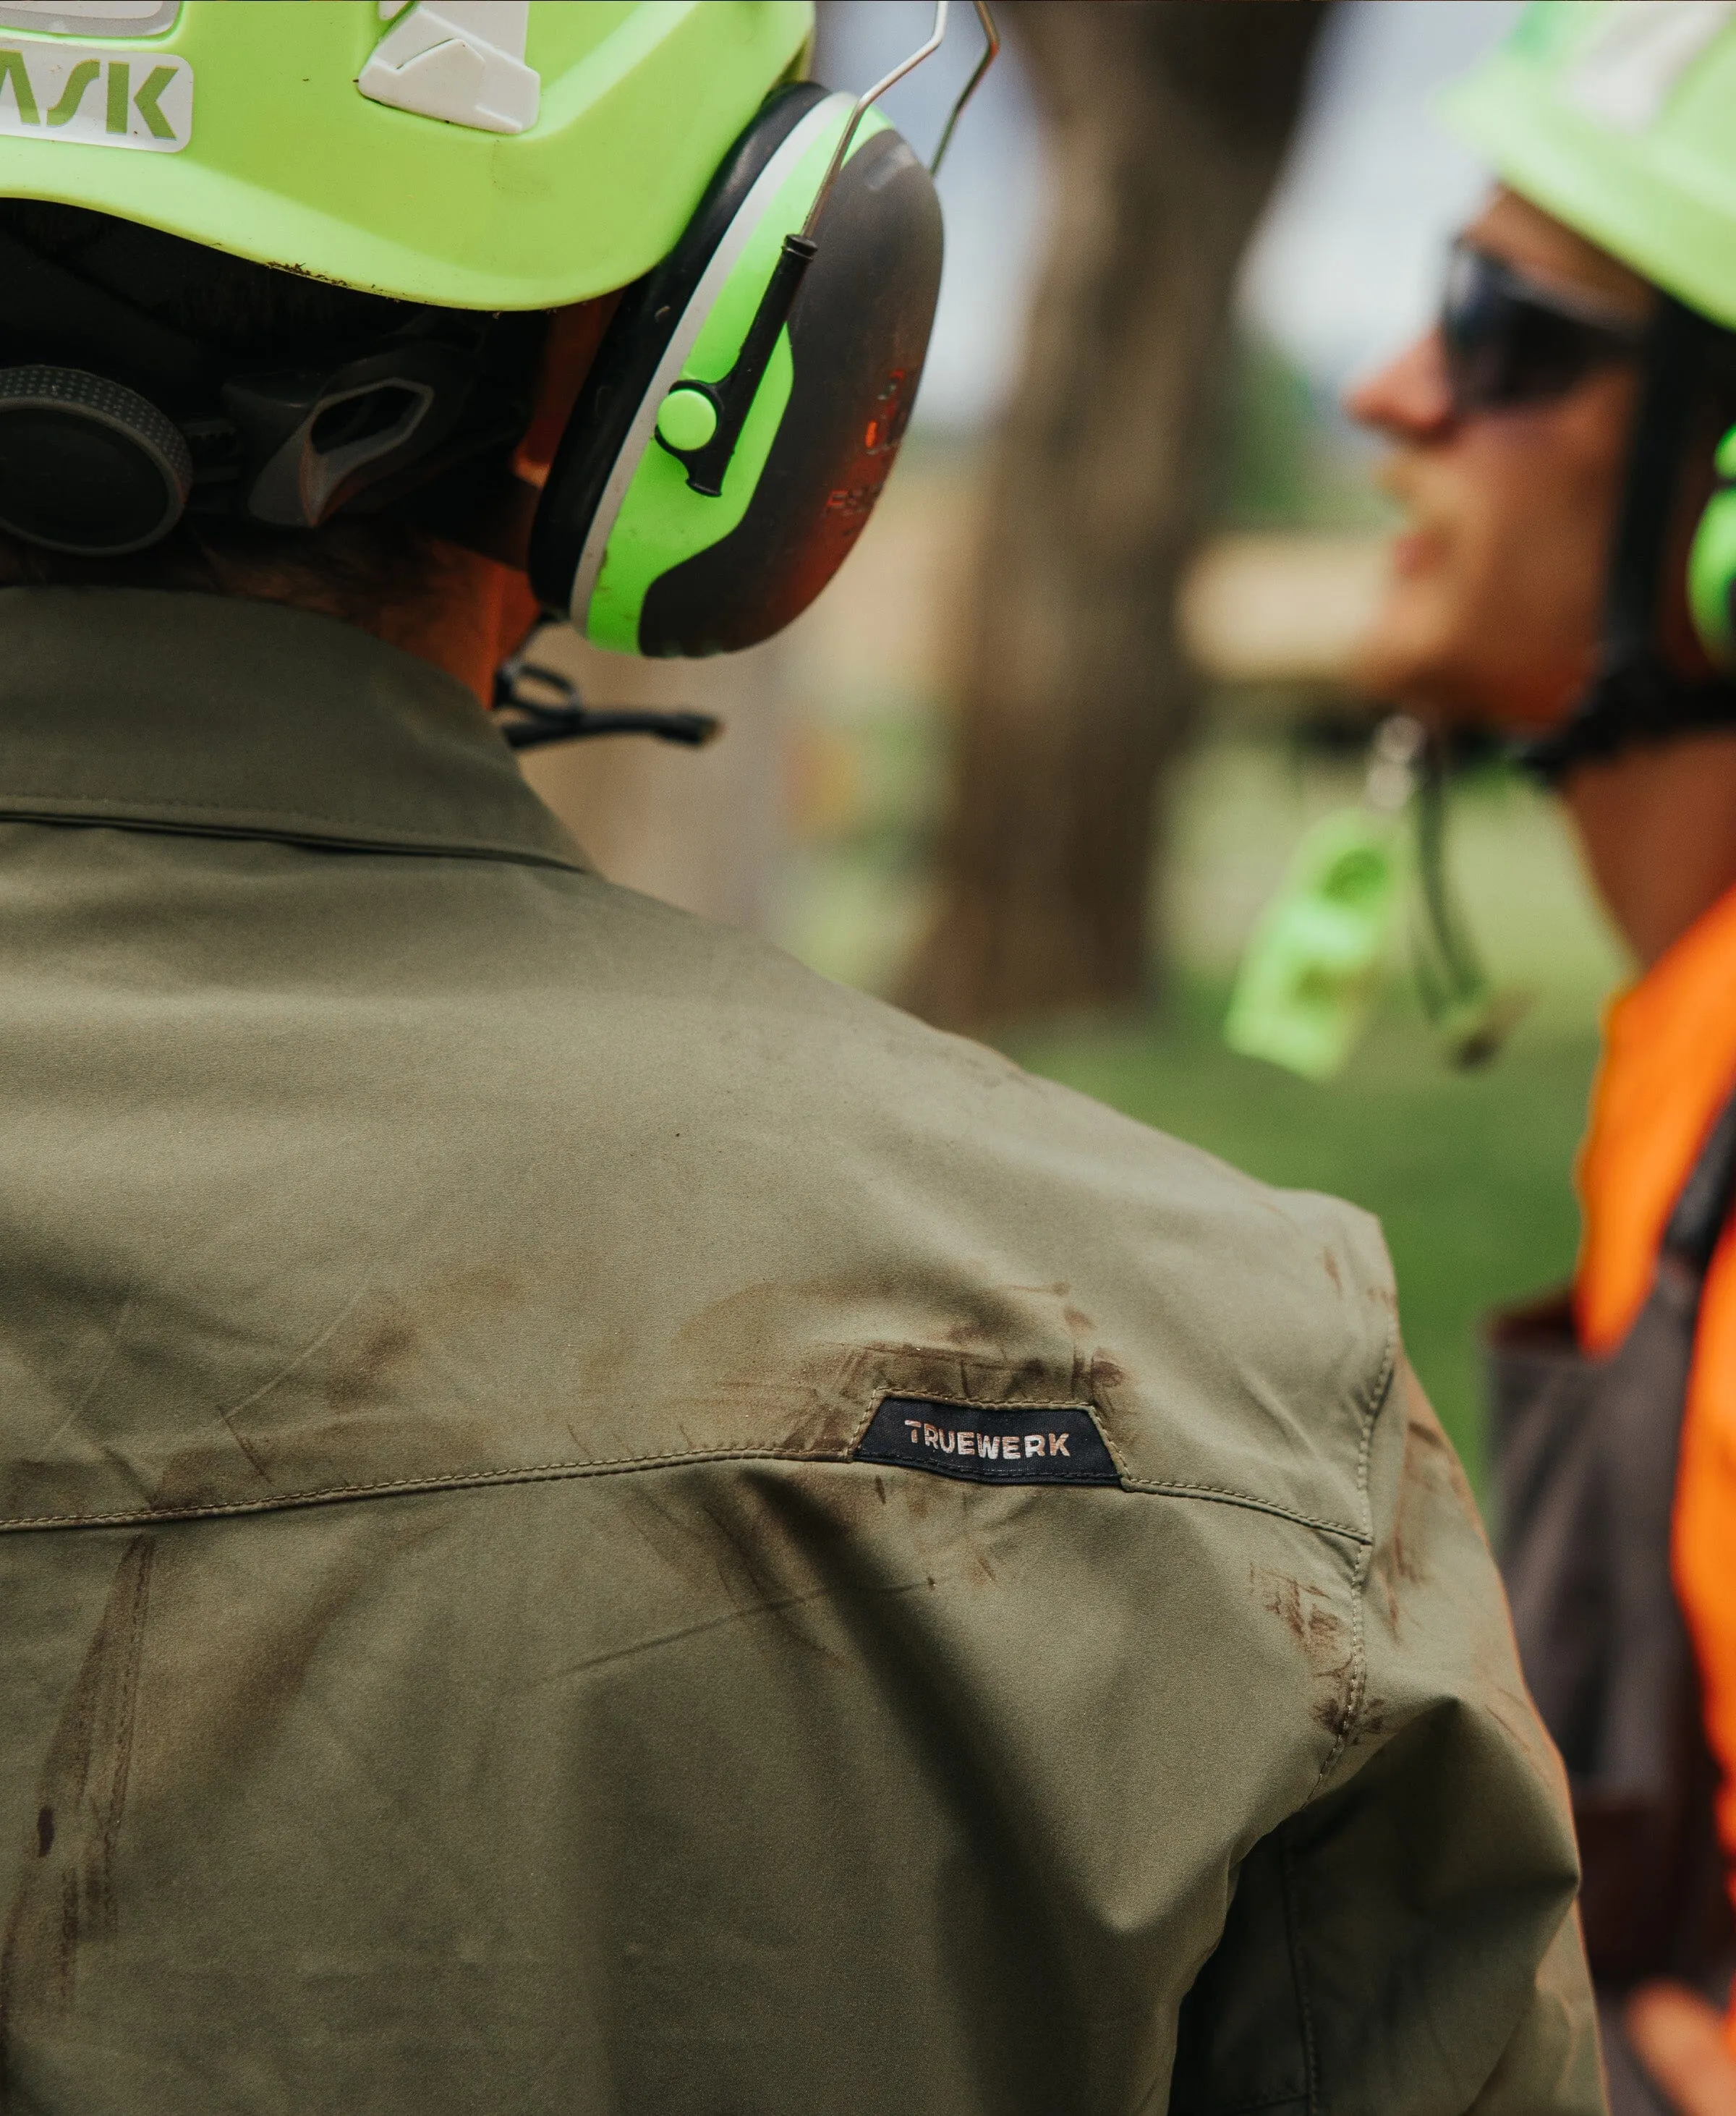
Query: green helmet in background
1232 2 1736 1073
0 1 813 309
1442 0 1736 329
1442 1 1736 718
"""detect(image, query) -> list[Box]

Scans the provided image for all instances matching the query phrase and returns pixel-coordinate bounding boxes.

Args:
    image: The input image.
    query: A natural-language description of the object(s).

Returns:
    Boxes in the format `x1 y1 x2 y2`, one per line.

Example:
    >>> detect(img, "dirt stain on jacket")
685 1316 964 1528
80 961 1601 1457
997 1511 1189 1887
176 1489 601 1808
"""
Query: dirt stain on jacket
0 1534 153 2101
1253 1563 1358 1741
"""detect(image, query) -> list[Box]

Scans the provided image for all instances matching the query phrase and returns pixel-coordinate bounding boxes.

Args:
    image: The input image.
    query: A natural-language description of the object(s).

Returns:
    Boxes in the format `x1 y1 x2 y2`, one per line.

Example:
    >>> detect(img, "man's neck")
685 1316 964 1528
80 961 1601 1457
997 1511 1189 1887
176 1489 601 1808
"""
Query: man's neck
1562 731 1736 967
361 542 542 708
0 536 540 711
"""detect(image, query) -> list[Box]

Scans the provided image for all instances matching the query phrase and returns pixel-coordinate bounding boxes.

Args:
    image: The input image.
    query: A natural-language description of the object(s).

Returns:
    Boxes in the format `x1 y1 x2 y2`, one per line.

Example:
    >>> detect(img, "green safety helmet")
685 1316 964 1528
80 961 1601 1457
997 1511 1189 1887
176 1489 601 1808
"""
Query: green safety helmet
0 1 814 311
1442 1 1736 331
0 1 972 658
1443 1 1736 698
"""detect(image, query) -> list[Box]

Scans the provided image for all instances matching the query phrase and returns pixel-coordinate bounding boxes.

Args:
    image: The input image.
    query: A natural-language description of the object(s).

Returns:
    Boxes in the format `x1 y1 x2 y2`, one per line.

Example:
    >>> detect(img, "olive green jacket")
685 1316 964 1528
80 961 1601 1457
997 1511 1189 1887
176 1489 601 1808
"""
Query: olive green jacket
0 590 1601 2115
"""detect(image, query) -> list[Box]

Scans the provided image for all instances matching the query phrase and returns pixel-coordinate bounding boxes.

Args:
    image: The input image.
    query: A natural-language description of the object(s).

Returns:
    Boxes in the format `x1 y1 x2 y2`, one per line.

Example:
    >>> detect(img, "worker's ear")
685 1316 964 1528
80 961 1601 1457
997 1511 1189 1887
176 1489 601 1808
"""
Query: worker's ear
524 82 942 660
512 299 624 490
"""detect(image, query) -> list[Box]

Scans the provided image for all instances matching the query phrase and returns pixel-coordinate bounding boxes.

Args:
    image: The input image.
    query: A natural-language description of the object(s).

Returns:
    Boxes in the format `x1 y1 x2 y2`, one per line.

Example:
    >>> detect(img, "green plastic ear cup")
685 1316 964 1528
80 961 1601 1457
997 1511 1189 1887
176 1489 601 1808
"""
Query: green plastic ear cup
1688 424 1736 671
0 4 812 310
1223 810 1403 1082
582 94 877 654
575 96 843 653
532 81 943 658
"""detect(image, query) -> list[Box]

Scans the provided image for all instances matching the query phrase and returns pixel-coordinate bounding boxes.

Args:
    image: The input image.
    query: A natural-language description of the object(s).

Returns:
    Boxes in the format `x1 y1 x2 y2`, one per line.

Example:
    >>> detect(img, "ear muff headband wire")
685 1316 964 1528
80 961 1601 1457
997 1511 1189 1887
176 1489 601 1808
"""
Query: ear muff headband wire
929 2 999 179
1522 294 1736 781
665 1 996 496
802 0 998 237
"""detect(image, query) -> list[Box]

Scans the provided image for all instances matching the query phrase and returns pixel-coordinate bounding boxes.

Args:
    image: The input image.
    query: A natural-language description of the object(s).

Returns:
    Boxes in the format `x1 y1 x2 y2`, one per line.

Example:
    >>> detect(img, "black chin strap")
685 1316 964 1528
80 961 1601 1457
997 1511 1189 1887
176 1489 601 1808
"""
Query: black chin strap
1521 294 1736 784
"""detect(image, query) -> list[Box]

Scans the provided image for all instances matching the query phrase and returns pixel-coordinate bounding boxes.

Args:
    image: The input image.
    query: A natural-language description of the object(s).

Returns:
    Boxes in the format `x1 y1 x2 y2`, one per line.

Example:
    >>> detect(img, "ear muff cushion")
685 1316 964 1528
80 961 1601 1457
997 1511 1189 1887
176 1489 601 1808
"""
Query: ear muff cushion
1690 431 1736 671
637 126 943 658
527 81 830 613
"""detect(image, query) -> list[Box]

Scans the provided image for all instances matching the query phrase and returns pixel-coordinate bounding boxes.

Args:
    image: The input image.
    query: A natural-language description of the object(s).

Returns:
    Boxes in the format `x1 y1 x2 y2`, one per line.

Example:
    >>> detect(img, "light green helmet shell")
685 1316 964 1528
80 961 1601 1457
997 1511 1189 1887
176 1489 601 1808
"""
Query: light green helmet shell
1441 1 1736 328
0 1 813 310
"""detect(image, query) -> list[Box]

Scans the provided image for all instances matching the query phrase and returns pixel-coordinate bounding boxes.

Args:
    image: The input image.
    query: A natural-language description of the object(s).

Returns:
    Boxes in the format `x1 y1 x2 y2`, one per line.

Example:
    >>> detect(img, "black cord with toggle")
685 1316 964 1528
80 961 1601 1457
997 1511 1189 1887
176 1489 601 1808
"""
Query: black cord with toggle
491 653 721 752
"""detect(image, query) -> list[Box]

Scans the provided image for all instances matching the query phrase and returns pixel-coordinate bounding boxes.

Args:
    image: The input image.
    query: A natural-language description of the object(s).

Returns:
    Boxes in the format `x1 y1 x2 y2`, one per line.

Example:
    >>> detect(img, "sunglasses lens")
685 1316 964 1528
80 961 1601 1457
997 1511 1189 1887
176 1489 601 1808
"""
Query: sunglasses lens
1442 247 1635 412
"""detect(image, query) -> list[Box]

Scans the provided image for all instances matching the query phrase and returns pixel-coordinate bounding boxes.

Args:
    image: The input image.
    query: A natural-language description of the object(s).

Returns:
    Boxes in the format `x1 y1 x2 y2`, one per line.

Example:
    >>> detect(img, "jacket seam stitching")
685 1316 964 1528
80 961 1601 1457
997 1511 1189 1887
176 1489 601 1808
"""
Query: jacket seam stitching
851 1386 1364 1542
1117 1479 1366 1545
861 1394 1102 1414
0 805 584 872
1280 1830 1321 2116
0 1450 1373 1540
1307 1316 1395 1793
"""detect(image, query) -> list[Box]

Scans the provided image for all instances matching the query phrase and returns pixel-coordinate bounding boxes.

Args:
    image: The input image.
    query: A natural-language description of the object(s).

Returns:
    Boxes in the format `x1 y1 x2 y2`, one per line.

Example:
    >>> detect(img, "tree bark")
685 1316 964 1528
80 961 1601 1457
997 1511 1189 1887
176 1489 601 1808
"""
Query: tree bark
901 0 1326 1032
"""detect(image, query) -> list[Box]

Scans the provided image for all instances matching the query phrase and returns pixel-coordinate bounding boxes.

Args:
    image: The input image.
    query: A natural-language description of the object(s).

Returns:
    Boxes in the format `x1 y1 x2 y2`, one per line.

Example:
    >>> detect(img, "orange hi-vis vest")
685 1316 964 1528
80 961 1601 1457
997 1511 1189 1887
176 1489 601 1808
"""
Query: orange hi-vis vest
1576 877 1736 2023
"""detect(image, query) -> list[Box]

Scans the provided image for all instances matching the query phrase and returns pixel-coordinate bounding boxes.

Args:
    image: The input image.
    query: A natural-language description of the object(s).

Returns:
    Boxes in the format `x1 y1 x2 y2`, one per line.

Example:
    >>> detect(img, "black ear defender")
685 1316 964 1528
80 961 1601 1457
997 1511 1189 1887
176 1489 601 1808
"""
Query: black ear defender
0 0 995 679
526 0 997 658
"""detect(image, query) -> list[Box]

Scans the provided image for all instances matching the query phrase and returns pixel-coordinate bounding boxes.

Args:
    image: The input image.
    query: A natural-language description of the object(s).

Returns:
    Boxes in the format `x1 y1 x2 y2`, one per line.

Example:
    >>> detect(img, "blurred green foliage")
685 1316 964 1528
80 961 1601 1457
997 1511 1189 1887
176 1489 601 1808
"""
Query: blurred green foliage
1212 329 1394 530
1217 332 1317 527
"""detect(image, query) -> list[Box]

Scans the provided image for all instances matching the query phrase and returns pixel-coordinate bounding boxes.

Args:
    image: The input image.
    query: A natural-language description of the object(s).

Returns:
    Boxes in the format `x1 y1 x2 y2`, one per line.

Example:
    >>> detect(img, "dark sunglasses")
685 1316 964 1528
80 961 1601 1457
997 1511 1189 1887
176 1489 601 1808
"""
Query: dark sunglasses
1439 239 1648 414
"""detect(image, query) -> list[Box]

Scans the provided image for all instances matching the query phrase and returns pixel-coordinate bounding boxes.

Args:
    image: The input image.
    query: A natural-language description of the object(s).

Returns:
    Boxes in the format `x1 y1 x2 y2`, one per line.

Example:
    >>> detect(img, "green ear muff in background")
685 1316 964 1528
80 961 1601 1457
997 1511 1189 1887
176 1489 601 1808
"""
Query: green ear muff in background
1688 424 1736 671
1223 807 1404 1082
529 80 944 658
1224 716 1519 1081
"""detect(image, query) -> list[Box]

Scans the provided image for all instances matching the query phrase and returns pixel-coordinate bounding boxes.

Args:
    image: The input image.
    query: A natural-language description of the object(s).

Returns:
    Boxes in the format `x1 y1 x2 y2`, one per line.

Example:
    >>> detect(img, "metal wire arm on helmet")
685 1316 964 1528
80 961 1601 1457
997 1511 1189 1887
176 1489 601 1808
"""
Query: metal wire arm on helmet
929 2 1000 180
664 1 997 500
801 0 999 243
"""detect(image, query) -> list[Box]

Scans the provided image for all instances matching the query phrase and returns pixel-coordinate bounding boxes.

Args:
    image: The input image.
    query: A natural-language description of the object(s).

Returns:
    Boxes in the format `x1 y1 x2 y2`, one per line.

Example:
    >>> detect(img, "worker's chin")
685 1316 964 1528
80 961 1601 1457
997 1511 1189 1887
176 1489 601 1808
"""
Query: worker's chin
1348 598 1463 718
1350 631 1581 736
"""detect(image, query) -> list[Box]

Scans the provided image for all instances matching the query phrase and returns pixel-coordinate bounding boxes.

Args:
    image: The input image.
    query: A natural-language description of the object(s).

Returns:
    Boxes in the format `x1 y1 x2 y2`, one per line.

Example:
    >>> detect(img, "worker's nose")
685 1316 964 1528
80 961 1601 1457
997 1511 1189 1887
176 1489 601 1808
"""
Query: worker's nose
1345 328 1456 443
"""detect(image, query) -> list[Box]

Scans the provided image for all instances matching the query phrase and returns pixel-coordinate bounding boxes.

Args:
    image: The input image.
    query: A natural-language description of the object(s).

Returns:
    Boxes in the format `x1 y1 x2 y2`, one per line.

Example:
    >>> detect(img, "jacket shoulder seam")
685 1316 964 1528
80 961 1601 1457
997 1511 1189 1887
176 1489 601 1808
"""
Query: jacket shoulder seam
0 802 584 871
0 1447 1376 1541
1305 1310 1396 1795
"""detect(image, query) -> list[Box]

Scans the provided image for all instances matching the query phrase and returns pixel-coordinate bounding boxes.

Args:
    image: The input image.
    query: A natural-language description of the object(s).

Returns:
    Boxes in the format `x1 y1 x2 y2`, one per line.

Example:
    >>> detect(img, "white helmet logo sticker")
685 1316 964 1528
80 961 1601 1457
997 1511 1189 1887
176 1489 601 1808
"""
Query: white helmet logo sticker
357 0 539 137
0 32 190 151
1566 0 1736 133
0 4 179 33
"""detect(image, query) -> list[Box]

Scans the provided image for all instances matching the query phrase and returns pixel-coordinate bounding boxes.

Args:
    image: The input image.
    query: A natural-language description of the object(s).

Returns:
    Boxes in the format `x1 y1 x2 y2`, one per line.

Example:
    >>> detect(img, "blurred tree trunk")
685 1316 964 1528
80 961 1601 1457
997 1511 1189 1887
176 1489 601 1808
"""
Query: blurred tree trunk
901 0 1327 1032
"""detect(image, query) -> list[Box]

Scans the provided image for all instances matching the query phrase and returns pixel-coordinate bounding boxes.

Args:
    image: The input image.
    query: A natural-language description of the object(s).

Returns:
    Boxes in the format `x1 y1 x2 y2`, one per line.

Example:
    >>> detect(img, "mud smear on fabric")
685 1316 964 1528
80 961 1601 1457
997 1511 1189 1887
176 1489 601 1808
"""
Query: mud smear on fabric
323 1267 525 1415
1253 1564 1358 1738
0 1535 153 2093
615 1469 876 1667
664 1278 877 1456
665 1271 1115 1456
1371 1402 1439 1636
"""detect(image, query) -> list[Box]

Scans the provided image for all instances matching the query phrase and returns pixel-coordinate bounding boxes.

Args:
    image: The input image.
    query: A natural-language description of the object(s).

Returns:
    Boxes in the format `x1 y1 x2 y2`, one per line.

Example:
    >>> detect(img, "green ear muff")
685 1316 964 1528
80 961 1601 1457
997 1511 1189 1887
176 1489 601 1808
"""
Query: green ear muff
1688 424 1736 671
528 81 943 658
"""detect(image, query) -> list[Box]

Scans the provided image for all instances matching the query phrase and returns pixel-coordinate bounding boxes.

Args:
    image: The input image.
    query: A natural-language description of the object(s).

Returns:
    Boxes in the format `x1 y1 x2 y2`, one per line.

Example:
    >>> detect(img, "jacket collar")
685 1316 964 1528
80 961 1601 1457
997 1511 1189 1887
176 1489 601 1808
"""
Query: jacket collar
0 586 585 871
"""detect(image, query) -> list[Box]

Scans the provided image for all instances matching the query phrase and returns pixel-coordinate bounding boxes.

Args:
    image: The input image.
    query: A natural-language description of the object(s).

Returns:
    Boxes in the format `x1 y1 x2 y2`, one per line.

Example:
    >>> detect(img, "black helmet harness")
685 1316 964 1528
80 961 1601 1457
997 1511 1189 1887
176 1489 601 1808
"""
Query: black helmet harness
1523 292 1736 782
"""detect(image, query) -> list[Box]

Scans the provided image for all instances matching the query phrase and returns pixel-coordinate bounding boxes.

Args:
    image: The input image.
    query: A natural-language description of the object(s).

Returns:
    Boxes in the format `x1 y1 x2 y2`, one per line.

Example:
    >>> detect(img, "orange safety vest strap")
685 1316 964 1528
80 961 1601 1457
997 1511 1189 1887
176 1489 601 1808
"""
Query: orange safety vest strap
1575 878 1736 2028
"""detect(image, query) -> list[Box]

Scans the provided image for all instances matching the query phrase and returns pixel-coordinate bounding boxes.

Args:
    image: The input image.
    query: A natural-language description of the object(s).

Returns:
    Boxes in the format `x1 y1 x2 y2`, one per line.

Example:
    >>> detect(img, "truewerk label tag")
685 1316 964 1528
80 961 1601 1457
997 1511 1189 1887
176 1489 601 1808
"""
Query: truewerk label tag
0 38 192 152
856 1397 1120 1488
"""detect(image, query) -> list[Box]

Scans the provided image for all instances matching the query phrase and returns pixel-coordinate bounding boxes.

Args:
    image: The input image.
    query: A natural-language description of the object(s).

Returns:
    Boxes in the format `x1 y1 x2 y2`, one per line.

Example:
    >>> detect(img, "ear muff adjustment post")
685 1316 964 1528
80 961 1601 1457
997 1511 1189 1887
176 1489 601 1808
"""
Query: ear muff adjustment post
653 230 818 498
649 0 995 506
